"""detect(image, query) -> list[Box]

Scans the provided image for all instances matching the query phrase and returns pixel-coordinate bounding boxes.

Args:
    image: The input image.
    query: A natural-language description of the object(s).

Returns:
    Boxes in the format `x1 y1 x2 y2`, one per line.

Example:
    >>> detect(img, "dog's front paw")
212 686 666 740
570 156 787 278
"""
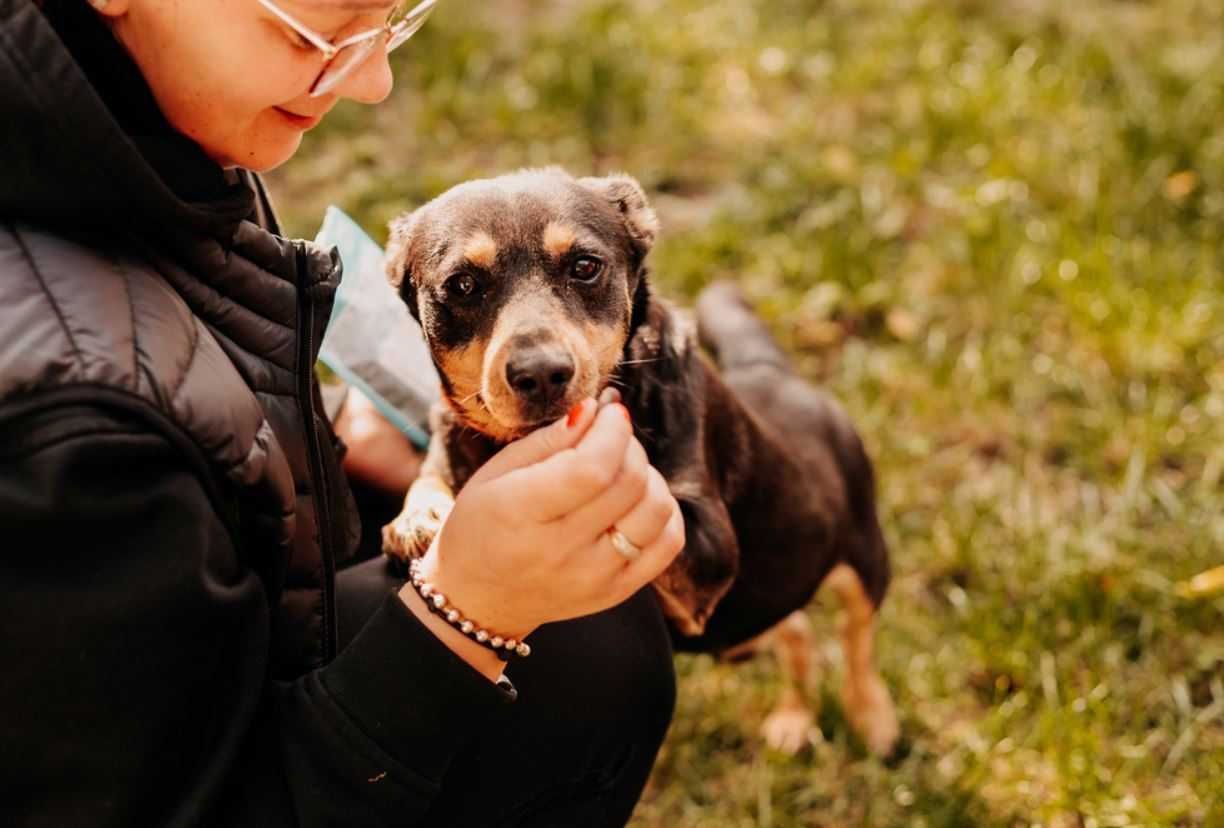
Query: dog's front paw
382 505 448 564
761 702 817 755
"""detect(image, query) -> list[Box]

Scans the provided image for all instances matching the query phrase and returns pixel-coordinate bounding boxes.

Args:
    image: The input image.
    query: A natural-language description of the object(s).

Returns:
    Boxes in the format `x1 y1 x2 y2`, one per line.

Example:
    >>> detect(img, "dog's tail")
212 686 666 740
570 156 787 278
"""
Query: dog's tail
695 281 790 373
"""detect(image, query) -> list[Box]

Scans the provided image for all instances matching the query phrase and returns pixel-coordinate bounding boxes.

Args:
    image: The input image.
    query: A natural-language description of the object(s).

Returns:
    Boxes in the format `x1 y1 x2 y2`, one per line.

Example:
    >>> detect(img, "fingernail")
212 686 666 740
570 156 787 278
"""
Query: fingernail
566 399 588 428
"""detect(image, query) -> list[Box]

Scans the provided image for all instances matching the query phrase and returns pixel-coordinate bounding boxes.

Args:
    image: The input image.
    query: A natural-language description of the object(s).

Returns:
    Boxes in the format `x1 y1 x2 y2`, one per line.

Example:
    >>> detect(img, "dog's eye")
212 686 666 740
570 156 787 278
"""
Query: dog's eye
571 256 603 283
445 272 479 298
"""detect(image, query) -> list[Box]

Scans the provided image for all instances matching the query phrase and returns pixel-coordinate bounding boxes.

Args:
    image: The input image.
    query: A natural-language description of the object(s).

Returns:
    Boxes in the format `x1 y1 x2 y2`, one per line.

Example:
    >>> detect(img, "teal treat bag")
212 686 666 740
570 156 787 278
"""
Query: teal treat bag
316 206 436 450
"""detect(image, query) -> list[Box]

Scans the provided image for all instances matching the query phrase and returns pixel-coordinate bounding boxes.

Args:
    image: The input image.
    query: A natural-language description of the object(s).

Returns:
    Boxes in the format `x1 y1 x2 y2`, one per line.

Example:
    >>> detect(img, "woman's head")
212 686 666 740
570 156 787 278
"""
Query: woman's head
91 0 423 171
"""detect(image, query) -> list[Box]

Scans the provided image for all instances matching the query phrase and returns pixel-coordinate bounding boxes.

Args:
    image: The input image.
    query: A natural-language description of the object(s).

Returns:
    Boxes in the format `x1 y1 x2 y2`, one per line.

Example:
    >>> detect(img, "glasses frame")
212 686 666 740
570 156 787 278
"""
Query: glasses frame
257 0 437 97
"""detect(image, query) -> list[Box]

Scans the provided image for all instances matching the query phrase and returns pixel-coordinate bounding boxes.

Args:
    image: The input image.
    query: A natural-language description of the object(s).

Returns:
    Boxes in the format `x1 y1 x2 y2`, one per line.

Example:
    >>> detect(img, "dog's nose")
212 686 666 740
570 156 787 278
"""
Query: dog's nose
505 348 575 405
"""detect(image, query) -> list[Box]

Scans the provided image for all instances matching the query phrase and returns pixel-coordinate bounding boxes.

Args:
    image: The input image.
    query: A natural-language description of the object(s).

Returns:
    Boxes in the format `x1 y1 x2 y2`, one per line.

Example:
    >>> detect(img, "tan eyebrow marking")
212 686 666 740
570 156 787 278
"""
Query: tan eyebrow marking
462 232 498 269
542 221 577 259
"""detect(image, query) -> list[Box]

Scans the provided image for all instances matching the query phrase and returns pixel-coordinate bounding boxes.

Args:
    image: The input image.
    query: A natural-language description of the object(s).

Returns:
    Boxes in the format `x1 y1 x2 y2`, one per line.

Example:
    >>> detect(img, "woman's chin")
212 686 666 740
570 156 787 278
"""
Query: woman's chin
207 131 304 174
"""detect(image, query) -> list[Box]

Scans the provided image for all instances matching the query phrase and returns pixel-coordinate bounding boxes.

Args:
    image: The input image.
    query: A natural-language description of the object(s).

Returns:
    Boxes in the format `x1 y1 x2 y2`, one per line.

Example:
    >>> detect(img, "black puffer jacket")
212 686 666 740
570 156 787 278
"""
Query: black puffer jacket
0 1 511 825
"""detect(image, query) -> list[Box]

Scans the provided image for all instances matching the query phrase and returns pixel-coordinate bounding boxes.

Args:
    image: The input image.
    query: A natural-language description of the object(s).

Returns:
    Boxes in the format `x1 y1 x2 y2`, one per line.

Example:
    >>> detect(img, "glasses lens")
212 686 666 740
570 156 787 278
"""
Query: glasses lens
309 0 436 97
387 0 437 51
311 31 386 97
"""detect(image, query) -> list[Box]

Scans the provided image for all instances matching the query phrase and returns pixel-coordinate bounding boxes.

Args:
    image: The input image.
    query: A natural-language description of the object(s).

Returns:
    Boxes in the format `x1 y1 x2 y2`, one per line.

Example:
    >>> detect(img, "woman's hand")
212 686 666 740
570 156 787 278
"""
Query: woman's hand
400 397 684 667
332 387 423 495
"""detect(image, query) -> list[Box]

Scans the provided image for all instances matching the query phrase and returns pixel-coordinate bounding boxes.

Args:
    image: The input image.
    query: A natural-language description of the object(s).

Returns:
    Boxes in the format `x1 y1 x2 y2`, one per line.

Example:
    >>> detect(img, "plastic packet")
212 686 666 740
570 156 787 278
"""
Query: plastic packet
316 206 437 450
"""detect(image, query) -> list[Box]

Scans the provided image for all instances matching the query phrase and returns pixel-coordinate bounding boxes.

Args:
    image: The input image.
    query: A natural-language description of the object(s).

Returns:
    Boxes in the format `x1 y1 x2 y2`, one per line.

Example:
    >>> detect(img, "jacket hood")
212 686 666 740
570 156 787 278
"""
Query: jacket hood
0 0 253 241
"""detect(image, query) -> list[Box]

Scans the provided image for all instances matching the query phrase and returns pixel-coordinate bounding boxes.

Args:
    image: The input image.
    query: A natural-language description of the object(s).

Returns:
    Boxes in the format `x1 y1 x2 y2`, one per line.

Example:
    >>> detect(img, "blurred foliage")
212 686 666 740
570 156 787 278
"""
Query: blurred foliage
269 0 1224 824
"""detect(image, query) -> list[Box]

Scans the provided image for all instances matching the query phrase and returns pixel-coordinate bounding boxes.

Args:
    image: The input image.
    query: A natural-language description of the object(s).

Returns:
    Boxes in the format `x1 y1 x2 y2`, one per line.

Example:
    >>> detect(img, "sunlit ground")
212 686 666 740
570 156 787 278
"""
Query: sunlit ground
270 0 1224 823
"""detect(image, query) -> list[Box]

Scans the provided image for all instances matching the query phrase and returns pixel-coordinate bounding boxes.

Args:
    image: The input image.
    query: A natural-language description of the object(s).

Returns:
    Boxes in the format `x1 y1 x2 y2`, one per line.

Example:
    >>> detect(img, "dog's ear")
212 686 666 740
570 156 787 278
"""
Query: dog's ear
578 174 659 262
385 210 420 322
629 267 651 335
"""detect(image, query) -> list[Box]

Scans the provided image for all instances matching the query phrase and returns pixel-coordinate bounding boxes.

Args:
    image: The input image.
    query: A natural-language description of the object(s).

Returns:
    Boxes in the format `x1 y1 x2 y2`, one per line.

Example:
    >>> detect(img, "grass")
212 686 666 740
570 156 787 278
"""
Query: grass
267 0 1224 823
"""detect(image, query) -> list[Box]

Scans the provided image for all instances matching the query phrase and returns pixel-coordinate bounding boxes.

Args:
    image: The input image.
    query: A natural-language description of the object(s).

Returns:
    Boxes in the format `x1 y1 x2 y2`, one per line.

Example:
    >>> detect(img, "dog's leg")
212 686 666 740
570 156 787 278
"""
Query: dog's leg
382 441 455 564
825 563 899 756
651 493 739 638
381 474 453 563
760 611 819 754
715 627 773 664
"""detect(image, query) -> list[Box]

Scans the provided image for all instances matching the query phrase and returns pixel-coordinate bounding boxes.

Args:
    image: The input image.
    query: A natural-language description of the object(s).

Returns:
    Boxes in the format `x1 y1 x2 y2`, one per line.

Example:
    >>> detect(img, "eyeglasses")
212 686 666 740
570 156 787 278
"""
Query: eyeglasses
258 0 437 98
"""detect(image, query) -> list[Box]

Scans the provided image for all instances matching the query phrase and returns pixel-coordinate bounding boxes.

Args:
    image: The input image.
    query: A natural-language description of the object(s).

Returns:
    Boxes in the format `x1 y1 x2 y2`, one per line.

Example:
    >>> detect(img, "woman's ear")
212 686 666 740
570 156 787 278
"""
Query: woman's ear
385 211 419 321
577 174 660 262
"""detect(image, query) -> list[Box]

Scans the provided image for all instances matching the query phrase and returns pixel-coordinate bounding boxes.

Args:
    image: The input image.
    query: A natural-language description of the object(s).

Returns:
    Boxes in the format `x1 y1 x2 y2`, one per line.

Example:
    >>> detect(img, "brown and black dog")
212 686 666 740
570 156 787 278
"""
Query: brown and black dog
380 168 899 756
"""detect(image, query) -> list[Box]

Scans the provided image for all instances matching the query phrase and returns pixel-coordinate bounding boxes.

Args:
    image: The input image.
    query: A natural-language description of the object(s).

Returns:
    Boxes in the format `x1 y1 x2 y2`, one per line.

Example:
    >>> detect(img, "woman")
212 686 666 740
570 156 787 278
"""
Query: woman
0 0 684 825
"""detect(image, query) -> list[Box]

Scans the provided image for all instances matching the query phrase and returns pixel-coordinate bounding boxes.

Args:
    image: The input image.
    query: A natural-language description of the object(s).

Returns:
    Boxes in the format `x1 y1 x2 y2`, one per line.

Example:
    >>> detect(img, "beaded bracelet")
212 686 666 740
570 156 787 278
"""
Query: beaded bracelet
408 559 532 660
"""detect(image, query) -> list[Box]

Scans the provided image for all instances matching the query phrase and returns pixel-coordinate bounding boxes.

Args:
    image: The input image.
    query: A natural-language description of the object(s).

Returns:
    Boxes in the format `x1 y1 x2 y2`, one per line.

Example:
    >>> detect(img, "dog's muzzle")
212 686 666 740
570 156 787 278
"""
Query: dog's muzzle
504 346 575 408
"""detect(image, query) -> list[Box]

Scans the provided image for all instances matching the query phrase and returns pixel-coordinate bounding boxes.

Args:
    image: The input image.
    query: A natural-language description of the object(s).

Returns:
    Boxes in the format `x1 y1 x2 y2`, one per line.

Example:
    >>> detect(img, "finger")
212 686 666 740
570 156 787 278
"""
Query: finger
617 500 685 586
557 435 650 540
602 467 676 559
497 402 634 522
471 398 597 484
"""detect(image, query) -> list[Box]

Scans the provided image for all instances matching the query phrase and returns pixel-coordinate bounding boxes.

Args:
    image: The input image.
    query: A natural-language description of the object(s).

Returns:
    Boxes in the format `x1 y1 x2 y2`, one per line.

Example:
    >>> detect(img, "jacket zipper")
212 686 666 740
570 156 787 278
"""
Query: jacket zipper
297 254 338 663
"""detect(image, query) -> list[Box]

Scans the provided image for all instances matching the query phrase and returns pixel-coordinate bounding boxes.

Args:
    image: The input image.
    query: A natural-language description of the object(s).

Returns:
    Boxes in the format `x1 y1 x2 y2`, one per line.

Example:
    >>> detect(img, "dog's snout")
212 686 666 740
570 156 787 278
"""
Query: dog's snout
505 348 575 405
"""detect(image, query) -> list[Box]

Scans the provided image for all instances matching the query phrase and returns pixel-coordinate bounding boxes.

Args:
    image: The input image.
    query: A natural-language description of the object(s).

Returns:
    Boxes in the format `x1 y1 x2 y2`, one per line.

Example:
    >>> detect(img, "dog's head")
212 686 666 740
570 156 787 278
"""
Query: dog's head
385 168 658 442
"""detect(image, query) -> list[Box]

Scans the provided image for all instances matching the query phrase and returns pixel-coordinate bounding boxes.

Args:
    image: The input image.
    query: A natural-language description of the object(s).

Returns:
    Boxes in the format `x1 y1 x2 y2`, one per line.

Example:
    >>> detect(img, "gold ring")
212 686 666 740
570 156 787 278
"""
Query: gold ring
608 528 643 560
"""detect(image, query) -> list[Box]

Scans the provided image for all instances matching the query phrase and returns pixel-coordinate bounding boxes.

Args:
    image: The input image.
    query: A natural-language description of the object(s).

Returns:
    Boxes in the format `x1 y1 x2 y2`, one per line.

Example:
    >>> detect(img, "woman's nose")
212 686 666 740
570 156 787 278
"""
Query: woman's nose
332 48 394 105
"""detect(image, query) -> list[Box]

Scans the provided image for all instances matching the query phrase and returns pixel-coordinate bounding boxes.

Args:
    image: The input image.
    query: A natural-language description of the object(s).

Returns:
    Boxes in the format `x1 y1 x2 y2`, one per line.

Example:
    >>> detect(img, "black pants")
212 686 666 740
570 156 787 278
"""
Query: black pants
337 555 677 827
